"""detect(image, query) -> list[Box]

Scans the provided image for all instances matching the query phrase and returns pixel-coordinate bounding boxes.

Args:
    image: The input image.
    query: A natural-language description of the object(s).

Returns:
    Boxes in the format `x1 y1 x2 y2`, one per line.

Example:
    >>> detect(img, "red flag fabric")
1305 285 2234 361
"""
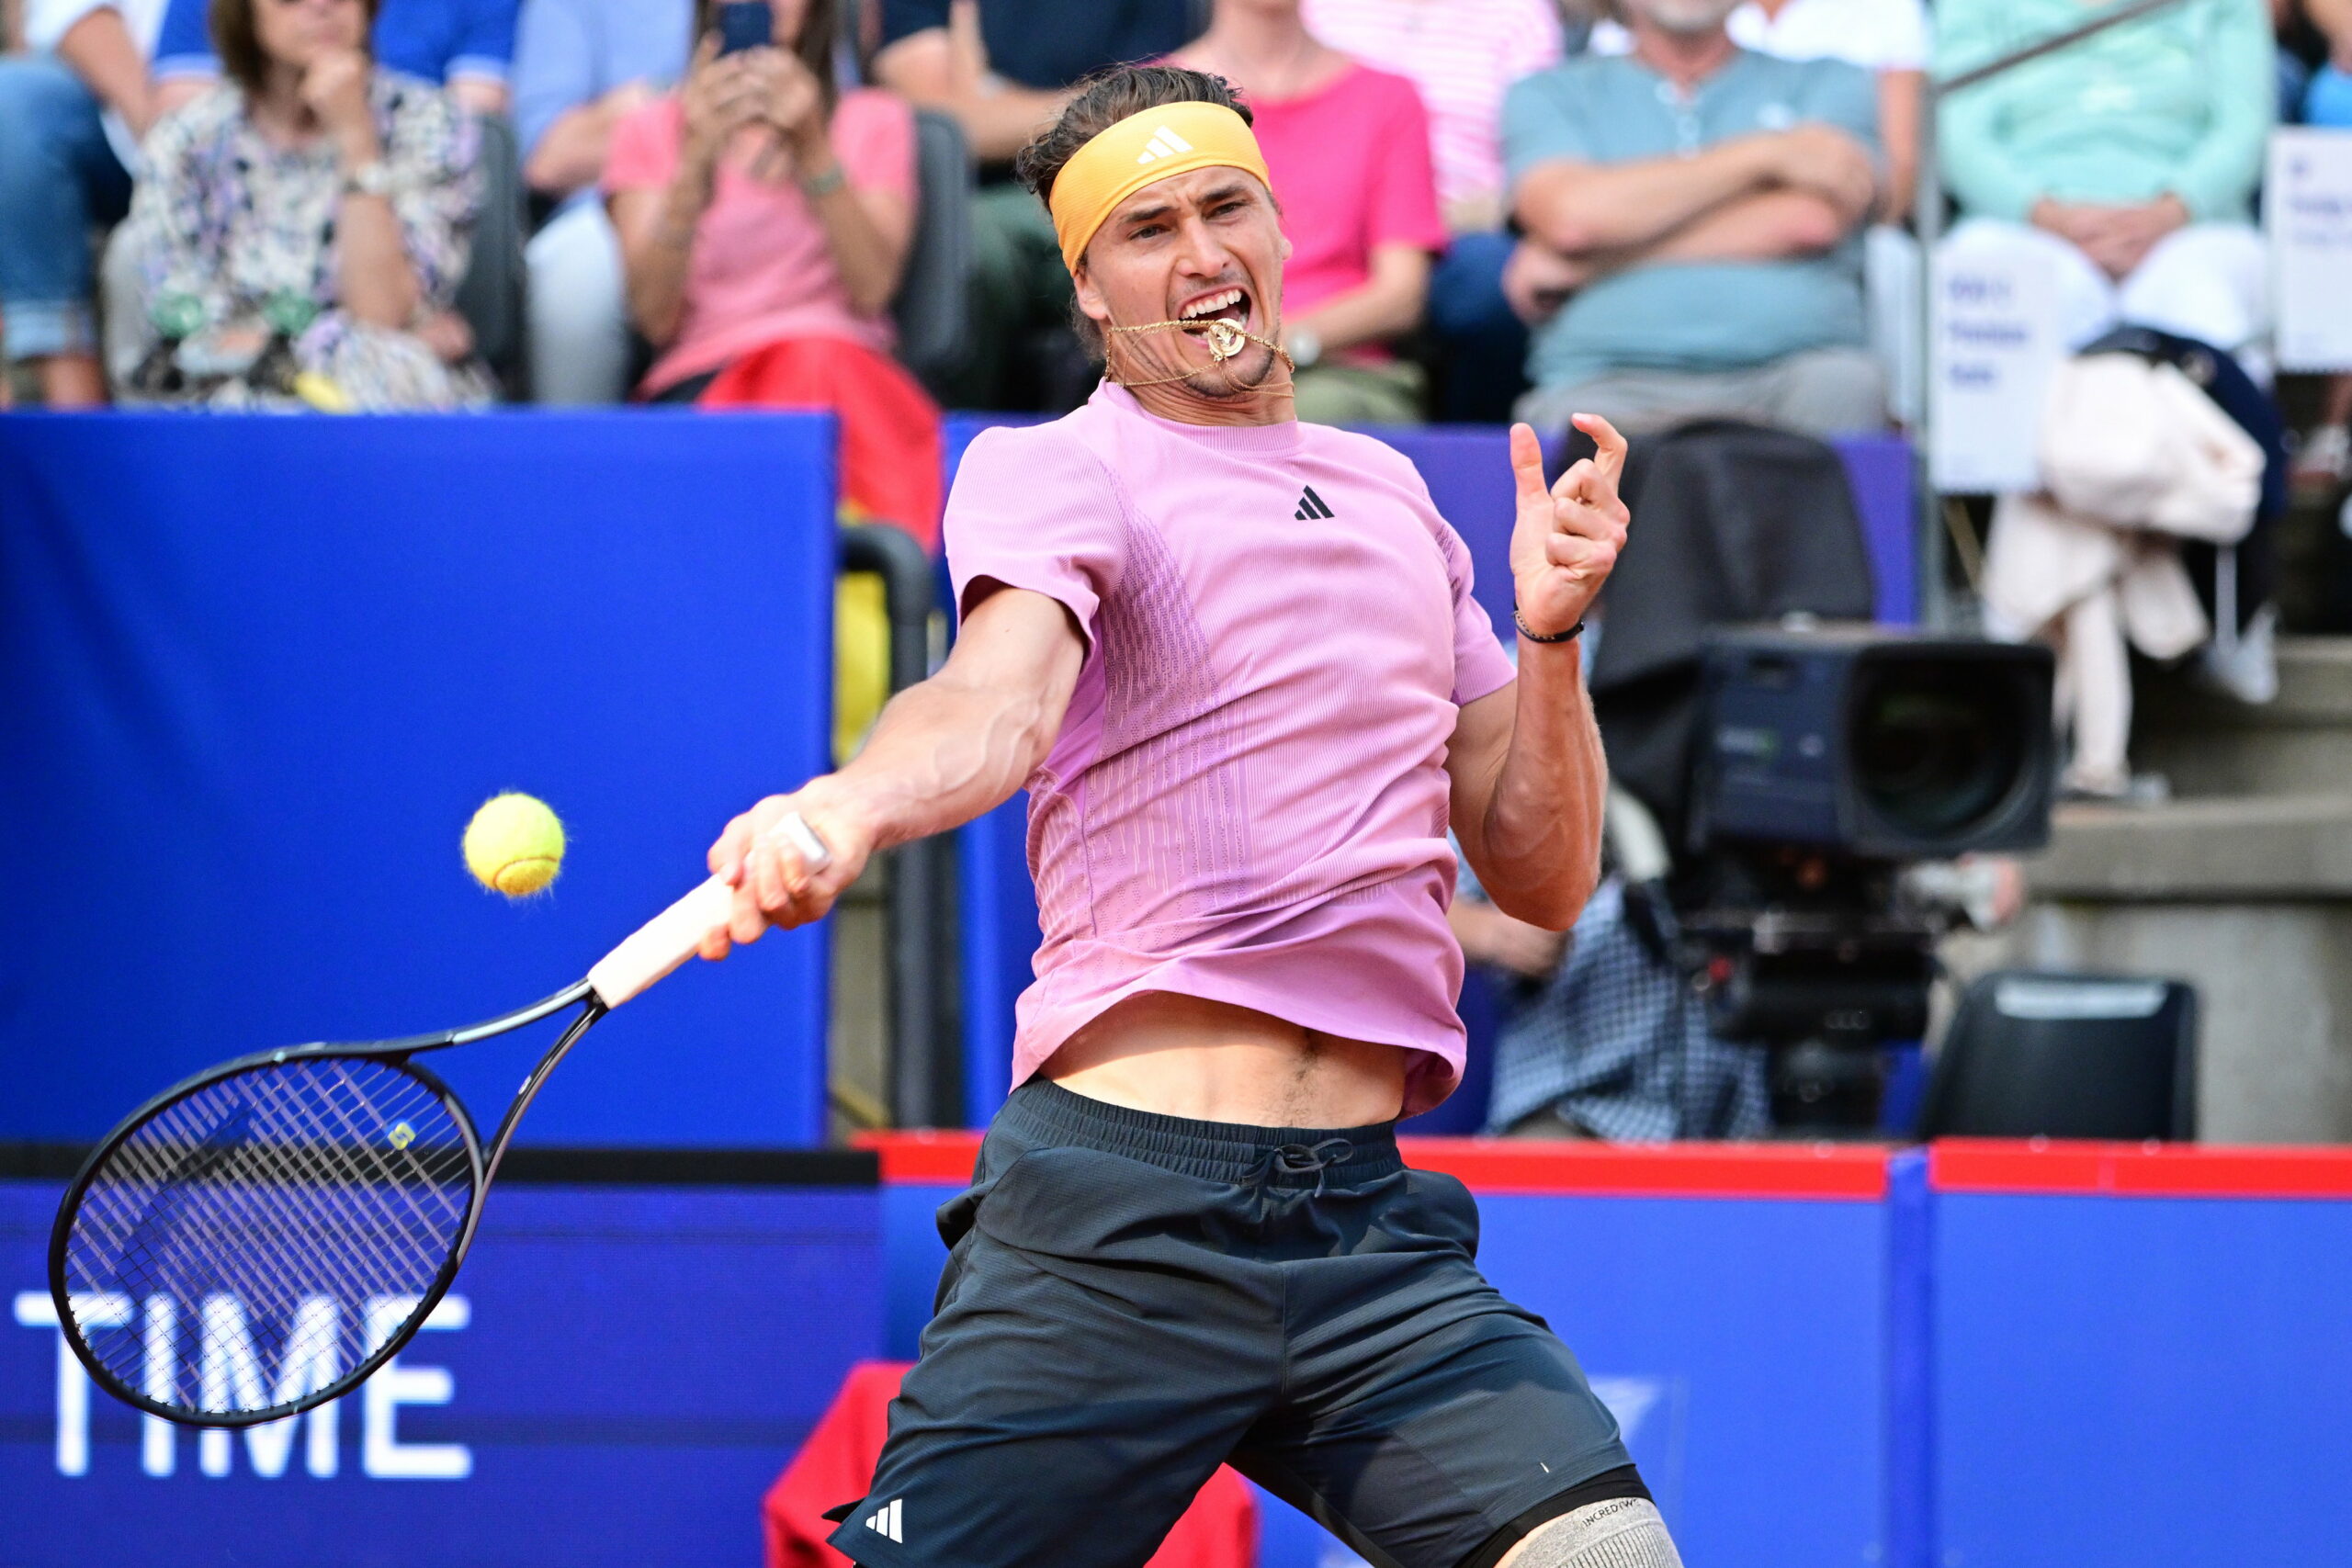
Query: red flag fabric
698 337 944 551
763 1360 1257 1568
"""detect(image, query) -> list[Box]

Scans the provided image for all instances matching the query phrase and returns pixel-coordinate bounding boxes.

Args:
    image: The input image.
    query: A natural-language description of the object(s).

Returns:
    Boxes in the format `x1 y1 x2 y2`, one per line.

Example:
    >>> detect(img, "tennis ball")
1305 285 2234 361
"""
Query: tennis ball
463 793 565 898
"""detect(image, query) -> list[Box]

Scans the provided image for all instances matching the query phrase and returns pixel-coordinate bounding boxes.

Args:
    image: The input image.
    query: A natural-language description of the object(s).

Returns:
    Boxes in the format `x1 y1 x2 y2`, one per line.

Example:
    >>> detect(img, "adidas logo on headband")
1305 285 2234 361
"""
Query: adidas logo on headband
1135 126 1197 164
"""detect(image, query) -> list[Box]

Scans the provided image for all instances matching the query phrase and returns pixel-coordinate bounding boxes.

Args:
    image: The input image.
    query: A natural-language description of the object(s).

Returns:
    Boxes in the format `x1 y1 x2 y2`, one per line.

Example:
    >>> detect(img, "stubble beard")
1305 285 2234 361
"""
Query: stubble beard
1183 337 1280 400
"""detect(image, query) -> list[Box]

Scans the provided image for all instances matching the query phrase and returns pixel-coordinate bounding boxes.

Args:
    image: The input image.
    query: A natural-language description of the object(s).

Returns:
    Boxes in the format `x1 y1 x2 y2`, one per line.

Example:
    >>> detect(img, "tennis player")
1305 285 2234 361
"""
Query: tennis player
700 63 1674 1568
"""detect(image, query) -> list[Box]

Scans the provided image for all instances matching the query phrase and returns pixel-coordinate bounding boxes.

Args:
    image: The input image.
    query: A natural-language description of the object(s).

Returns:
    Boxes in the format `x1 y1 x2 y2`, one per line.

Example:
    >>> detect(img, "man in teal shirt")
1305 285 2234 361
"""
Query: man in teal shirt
1503 0 1885 437
1936 0 2273 368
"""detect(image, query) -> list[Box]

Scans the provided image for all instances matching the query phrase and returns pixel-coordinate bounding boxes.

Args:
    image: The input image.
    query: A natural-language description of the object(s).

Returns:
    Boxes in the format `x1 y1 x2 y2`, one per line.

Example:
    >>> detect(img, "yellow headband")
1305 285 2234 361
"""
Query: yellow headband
1046 102 1272 274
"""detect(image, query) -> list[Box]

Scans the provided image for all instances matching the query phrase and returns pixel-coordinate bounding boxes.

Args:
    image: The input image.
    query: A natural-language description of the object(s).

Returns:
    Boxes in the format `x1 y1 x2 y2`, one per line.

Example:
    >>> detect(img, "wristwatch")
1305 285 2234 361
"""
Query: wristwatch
341 160 399 199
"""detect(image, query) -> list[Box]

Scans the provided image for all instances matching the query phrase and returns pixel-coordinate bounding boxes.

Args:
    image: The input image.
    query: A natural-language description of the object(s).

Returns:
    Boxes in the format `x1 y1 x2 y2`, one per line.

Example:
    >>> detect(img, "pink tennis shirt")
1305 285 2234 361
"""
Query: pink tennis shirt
946 384 1518 1116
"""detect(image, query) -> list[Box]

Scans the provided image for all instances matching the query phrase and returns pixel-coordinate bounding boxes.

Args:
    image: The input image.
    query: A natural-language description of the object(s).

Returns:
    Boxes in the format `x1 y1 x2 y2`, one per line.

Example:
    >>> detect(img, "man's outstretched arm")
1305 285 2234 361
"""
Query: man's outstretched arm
700 582 1086 955
1446 418 1628 931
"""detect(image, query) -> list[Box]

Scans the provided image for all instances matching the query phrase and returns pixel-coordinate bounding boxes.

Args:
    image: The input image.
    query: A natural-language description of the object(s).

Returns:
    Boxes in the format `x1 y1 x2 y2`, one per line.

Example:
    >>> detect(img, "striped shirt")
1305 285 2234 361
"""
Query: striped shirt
1304 0 1566 216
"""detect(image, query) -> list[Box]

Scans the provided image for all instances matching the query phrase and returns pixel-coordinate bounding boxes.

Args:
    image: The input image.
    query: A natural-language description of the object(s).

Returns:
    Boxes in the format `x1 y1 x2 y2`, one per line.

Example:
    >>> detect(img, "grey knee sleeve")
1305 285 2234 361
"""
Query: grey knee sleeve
1507 1497 1684 1568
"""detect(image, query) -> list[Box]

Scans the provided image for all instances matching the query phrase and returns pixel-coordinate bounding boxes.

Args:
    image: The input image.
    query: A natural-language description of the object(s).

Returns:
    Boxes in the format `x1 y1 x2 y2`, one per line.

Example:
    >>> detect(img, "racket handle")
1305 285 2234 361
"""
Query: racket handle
586 812 831 1009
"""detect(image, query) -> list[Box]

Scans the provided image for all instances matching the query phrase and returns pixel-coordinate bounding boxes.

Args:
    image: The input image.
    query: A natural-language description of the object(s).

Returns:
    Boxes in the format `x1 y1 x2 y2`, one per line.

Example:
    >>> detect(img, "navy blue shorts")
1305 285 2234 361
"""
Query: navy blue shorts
827 1081 1638 1568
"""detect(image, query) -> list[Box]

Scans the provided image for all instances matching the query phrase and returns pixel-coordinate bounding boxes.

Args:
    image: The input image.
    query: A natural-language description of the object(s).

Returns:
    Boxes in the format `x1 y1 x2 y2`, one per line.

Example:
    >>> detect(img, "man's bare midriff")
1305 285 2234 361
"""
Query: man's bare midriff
1044 991 1409 1128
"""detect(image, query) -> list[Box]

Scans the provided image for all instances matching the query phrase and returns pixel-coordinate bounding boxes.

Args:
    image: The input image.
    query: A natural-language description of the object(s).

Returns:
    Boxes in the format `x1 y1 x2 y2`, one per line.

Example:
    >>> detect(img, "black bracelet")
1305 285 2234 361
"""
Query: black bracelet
1513 606 1585 644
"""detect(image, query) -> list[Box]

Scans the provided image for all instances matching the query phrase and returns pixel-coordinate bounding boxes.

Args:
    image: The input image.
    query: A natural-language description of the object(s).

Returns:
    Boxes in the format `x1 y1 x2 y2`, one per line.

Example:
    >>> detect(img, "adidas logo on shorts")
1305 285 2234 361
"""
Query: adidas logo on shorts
1136 126 1196 164
863 1497 905 1542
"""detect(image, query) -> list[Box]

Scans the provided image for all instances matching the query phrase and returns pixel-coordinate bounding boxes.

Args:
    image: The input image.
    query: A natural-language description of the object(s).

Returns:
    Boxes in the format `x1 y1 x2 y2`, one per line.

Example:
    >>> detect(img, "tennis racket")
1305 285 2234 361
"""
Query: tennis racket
47 812 831 1429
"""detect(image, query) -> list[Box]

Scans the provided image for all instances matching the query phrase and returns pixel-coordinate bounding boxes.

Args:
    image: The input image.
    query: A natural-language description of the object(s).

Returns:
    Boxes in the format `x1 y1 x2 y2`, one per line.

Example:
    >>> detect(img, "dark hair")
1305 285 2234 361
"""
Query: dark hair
694 0 842 118
1013 64 1252 209
210 0 384 98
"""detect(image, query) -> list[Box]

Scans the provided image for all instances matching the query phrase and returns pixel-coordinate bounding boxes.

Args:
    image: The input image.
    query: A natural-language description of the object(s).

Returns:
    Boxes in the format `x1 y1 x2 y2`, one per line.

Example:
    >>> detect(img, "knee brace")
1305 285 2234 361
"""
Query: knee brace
1499 1497 1683 1568
1465 1466 1683 1568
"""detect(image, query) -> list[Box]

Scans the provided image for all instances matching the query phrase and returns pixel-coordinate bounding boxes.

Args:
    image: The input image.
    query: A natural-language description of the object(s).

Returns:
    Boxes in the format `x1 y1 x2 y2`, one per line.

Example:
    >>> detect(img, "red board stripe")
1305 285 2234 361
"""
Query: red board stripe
1400 1139 1888 1200
1930 1138 2352 1199
857 1131 1888 1199
856 1130 983 1184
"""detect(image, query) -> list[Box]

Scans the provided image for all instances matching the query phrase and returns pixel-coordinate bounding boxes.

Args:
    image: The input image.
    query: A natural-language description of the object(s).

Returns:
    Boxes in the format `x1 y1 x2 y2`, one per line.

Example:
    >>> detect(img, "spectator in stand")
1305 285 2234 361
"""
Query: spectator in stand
511 0 689 402
1453 865 1770 1140
0 0 210 407
1301 0 1564 423
1504 0 1885 438
606 0 941 543
2293 0 2352 486
110 0 490 408
1935 0 2275 376
1590 0 1928 217
874 0 1203 410
150 0 518 113
1588 0 1928 417
1169 0 1445 423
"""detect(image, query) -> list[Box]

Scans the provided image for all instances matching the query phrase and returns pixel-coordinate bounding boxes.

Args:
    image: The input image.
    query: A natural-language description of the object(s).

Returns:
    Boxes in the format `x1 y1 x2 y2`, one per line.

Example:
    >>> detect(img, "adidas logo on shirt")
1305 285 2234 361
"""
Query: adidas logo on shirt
1135 126 1196 164
1294 486 1335 521
863 1497 905 1543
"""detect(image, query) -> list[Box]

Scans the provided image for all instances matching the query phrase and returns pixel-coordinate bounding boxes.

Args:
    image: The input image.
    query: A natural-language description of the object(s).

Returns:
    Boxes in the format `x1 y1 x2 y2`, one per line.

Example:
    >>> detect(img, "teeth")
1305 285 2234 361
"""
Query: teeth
1181 288 1245 321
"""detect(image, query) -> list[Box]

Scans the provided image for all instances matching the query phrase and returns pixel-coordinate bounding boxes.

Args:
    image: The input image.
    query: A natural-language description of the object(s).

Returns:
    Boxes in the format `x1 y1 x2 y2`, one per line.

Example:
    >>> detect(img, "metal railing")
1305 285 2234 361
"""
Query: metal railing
838 523 960 1128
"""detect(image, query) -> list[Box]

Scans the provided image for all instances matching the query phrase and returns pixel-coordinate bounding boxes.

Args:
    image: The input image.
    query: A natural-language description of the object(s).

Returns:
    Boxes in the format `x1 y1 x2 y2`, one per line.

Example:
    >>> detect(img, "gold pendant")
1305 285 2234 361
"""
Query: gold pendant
1204 319 1245 362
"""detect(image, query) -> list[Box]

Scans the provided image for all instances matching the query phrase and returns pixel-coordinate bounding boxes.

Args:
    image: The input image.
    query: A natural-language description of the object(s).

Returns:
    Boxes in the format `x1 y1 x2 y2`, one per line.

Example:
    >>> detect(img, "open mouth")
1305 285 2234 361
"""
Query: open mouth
1177 287 1252 333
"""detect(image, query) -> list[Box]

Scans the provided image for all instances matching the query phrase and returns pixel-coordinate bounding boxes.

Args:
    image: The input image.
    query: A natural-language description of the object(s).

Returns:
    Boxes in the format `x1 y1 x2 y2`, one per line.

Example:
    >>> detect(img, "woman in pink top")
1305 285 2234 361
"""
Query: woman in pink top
1301 0 1567 421
1169 0 1446 425
605 0 943 542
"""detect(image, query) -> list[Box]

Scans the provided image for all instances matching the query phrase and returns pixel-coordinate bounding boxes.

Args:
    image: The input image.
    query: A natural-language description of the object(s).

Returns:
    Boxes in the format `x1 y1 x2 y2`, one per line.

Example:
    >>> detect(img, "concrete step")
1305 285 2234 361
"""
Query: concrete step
2133 637 2352 798
1999 789 2352 1143
2028 791 2352 900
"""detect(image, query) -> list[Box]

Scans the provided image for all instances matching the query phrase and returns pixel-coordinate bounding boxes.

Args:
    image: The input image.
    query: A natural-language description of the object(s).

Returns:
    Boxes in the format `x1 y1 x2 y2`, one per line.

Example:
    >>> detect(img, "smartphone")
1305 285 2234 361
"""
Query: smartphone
716 1 772 55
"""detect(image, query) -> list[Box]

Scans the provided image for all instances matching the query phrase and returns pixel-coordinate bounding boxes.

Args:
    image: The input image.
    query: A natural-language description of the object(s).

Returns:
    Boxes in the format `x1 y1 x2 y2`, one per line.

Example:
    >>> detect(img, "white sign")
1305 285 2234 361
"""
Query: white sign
1928 243 2063 493
2269 128 2352 372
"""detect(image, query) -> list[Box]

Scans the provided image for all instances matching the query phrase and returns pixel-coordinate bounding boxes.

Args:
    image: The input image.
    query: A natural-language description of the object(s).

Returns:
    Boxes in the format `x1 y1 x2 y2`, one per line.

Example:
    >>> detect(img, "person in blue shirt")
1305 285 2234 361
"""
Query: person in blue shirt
151 0 519 114
509 0 691 401
1 0 177 406
1503 0 1887 438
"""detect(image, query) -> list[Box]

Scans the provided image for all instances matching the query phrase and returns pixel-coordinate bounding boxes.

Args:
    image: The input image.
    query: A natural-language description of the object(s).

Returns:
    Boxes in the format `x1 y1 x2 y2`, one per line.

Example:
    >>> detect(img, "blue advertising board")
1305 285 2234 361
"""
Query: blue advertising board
1928 1143 2352 1568
1474 1190 1889 1566
2 1167 880 1564
0 412 838 1147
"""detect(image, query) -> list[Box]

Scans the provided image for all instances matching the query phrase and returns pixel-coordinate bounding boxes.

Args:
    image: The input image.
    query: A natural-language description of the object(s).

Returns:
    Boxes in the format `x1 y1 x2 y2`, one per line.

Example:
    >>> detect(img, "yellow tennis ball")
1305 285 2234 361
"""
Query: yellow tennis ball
463 793 565 897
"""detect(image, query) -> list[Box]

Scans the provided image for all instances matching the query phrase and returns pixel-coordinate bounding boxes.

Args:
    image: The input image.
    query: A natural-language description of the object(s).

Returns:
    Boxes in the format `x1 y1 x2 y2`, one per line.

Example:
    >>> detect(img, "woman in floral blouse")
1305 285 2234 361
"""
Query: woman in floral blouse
111 0 488 410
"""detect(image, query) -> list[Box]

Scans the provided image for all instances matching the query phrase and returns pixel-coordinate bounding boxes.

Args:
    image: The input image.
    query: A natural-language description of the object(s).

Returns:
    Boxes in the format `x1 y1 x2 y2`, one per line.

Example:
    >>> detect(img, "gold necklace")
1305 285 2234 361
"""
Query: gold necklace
1103 317 1297 391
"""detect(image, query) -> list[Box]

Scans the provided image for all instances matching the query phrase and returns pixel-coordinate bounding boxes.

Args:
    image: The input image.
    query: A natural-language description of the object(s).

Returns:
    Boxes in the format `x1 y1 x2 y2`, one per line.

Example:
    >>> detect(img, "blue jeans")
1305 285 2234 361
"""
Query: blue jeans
0 55 131 362
1428 228 1529 424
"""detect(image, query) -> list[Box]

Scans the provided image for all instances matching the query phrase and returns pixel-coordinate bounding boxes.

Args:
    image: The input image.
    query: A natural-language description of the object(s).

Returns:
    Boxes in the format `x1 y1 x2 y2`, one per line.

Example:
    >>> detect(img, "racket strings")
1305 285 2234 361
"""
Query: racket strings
79 1072 465 1408
62 1057 477 1418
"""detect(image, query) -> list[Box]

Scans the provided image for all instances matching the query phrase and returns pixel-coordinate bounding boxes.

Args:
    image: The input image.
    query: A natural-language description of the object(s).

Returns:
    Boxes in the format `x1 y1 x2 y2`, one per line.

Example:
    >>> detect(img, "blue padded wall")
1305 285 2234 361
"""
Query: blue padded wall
0 412 836 1145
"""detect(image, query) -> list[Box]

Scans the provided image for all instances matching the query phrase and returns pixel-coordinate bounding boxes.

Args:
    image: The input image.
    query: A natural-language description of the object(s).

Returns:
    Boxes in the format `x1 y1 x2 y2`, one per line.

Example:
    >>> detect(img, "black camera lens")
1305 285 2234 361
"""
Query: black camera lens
1849 671 2024 840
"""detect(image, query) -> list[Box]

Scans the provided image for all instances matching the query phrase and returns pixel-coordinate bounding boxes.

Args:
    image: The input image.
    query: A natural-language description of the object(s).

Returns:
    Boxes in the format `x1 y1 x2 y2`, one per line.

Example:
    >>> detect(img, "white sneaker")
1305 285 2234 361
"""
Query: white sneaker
2199 603 2279 705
